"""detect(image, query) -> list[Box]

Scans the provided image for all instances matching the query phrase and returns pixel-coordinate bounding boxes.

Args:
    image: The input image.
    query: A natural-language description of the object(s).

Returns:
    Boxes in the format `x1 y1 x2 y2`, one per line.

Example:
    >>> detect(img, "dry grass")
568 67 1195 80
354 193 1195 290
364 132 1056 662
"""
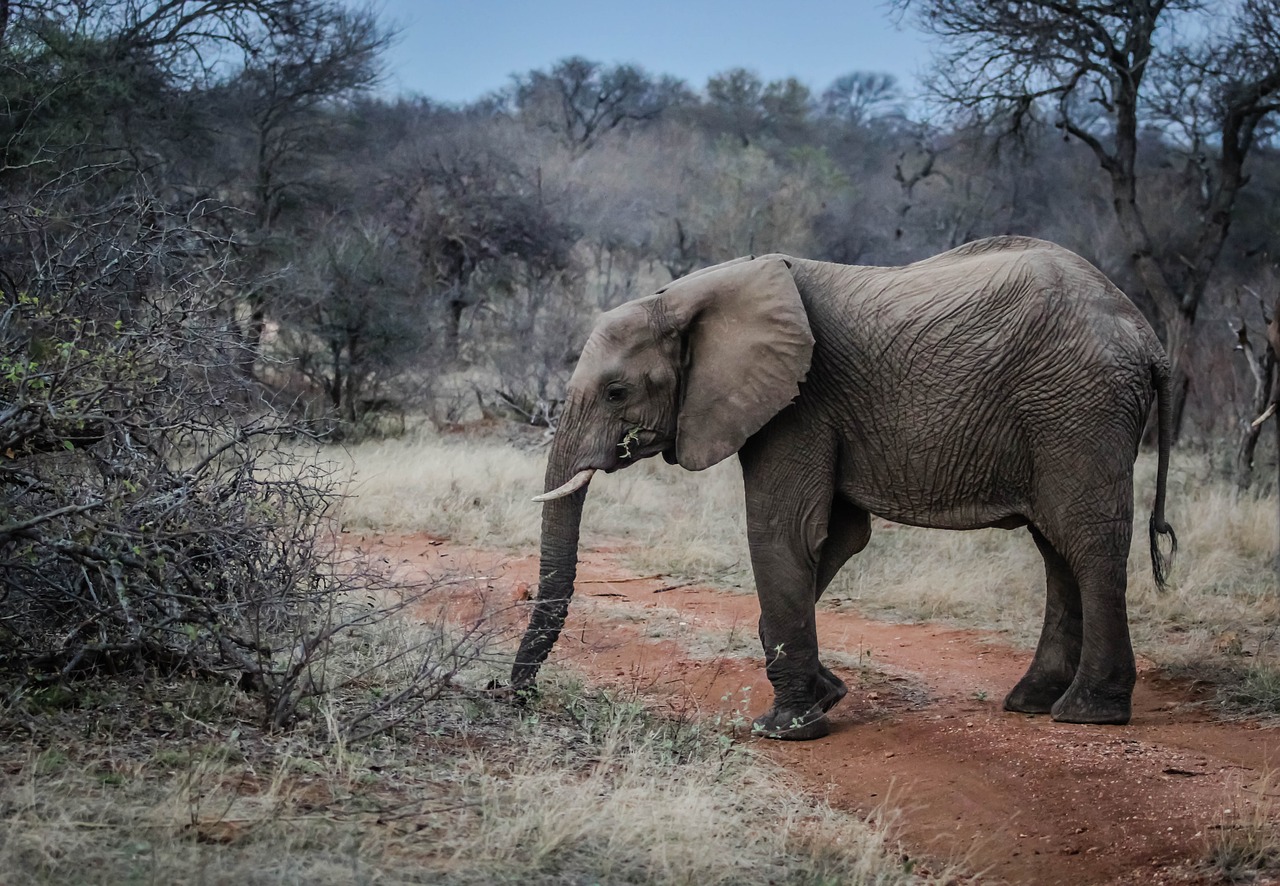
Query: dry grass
1203 770 1280 883
329 431 548 546
332 430 751 582
0 669 954 885
0 685 388 884
0 750 386 883
426 680 956 885
335 428 1280 717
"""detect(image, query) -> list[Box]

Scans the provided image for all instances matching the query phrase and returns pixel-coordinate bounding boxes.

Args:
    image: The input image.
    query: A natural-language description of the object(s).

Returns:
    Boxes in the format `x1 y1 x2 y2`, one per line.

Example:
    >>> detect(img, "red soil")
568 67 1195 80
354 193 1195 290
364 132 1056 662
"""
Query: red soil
364 534 1279 886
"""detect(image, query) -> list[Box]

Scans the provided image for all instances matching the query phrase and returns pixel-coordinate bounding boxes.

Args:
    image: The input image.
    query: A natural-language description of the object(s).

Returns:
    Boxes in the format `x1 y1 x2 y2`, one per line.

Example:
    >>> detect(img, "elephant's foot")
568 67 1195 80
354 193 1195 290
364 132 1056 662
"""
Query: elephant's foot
484 679 537 706
1003 672 1072 715
1049 682 1132 725
817 664 848 713
751 704 830 741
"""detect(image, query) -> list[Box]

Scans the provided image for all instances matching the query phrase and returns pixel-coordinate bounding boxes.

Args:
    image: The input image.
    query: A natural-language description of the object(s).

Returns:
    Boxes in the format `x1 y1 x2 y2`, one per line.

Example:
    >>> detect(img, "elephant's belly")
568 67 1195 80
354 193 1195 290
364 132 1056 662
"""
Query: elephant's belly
835 430 1034 531
839 477 1031 532
871 507 1030 532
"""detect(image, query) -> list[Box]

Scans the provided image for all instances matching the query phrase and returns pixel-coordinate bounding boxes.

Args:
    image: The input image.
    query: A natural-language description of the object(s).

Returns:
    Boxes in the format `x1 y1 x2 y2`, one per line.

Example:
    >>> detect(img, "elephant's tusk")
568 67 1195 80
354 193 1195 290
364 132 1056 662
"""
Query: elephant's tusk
532 468 596 502
1251 402 1277 428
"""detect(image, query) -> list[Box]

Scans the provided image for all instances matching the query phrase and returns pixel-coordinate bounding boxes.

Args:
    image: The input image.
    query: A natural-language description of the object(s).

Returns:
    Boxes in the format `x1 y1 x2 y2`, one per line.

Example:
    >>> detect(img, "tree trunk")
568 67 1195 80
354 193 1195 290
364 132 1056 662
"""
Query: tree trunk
1109 196 1195 447
329 341 343 412
1233 321 1276 493
446 298 466 361
343 333 361 424
1274 414 1280 579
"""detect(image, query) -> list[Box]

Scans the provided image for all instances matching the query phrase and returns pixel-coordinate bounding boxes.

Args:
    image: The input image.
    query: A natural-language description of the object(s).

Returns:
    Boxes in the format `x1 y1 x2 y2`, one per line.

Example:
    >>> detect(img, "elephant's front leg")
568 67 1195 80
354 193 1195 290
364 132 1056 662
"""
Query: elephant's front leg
750 542 829 739
739 431 836 741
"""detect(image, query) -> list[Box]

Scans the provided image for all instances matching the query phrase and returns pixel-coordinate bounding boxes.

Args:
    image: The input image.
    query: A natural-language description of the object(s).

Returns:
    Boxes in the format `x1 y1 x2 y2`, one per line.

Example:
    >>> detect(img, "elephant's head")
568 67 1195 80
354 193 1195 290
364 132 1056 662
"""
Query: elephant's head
510 255 814 688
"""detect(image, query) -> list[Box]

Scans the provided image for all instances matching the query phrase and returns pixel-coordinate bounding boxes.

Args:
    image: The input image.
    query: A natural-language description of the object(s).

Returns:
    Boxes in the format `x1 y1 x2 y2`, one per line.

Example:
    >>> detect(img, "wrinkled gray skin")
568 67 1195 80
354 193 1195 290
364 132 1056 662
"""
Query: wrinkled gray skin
512 237 1176 740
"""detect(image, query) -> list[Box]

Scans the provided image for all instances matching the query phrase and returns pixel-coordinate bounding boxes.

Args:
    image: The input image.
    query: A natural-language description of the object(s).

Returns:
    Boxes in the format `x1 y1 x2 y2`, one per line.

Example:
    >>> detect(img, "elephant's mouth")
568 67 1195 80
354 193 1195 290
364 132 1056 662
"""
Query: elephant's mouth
610 426 670 469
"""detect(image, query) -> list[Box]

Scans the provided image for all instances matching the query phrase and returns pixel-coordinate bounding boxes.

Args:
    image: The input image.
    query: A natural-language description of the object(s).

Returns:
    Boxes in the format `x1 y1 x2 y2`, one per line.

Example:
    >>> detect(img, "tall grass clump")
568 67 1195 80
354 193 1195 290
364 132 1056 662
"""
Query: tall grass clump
423 680 959 885
1124 454 1280 717
0 669 961 885
1202 771 1280 883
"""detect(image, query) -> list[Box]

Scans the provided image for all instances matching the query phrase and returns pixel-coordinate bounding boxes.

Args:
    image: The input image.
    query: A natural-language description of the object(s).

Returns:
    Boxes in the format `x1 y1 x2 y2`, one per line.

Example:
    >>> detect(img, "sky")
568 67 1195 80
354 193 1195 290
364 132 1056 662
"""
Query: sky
373 0 936 105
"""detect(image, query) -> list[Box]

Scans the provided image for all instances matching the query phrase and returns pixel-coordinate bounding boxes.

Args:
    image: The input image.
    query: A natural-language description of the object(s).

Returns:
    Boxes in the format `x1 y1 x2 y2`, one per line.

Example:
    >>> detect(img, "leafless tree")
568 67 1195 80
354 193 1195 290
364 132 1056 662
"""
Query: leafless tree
390 126 577 359
1232 287 1280 487
512 56 689 155
820 71 903 126
221 3 389 229
200 2 391 377
899 0 1280 440
273 216 425 431
703 68 814 147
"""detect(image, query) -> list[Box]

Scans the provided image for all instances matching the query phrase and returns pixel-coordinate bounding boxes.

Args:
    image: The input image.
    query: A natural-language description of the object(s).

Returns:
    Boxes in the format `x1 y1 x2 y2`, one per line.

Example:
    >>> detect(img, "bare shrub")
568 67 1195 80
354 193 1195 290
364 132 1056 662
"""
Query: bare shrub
270 215 430 437
0 187 481 731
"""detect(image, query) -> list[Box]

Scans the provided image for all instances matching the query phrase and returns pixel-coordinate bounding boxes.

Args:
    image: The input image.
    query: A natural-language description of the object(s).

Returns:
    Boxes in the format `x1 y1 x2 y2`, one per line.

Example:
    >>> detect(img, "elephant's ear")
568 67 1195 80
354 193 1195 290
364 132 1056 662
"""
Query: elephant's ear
657 256 814 471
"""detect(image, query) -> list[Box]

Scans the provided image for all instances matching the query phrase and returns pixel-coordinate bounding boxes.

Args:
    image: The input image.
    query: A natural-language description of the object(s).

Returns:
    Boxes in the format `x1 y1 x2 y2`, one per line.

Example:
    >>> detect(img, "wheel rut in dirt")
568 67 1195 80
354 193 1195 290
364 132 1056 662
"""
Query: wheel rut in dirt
372 535 1278 886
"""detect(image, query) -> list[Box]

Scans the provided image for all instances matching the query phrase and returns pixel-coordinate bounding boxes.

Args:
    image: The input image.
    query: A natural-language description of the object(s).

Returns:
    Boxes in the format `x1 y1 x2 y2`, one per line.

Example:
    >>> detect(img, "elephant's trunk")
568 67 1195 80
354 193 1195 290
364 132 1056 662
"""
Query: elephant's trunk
510 429 591 688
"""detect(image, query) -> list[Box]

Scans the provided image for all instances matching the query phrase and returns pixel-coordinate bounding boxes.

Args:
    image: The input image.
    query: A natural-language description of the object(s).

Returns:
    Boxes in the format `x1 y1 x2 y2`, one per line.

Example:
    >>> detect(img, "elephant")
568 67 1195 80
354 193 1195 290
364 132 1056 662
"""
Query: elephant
510 236 1176 740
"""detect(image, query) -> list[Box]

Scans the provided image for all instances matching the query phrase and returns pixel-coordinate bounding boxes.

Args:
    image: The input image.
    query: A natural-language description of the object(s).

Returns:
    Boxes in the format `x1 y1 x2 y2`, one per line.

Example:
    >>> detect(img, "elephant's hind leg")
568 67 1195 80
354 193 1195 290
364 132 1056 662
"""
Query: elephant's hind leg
812 499 865 716
815 497 871 601
1049 548 1135 725
1005 527 1082 714
1042 518 1136 725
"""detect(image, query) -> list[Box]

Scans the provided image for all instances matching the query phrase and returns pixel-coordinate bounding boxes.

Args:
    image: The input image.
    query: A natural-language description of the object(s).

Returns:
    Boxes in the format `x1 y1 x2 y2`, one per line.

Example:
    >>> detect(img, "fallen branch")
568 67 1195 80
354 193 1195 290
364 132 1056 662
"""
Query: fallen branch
579 574 664 584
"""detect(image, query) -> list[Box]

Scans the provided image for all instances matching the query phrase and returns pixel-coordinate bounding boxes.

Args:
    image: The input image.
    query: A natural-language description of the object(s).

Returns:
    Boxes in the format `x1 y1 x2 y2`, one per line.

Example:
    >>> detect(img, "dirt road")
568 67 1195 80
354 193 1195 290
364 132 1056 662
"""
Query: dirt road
372 535 1278 885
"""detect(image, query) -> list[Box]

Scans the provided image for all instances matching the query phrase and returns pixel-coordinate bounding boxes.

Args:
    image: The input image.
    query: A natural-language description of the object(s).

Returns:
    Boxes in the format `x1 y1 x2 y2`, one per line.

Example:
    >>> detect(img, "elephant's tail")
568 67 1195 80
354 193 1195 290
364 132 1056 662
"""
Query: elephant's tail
1148 360 1178 591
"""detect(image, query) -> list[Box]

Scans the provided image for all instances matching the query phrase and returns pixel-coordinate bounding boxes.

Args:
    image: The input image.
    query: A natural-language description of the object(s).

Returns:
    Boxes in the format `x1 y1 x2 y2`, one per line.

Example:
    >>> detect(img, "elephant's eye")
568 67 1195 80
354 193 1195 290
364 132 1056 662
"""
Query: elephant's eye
604 383 627 404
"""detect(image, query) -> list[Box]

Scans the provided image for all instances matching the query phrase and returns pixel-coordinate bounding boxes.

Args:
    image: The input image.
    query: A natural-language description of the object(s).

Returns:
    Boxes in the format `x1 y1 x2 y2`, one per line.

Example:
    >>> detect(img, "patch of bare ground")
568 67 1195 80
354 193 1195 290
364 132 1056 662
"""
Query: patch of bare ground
372 533 1280 886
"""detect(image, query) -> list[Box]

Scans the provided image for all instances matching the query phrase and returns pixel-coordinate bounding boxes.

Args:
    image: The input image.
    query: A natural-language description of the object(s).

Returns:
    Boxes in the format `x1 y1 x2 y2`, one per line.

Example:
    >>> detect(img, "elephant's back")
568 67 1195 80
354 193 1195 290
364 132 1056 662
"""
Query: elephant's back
799 239 1158 372
790 242 1159 529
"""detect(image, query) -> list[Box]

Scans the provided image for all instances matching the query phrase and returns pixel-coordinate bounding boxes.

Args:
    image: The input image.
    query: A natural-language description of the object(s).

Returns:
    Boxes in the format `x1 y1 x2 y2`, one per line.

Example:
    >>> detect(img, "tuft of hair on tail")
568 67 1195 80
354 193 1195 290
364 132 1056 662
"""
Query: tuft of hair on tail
1149 515 1178 592
1148 359 1177 592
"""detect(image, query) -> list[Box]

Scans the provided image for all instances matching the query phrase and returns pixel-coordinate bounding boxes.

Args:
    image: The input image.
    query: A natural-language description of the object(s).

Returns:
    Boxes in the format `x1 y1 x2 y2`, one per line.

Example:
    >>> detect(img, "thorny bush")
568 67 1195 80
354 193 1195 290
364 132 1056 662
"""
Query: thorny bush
0 194 483 733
